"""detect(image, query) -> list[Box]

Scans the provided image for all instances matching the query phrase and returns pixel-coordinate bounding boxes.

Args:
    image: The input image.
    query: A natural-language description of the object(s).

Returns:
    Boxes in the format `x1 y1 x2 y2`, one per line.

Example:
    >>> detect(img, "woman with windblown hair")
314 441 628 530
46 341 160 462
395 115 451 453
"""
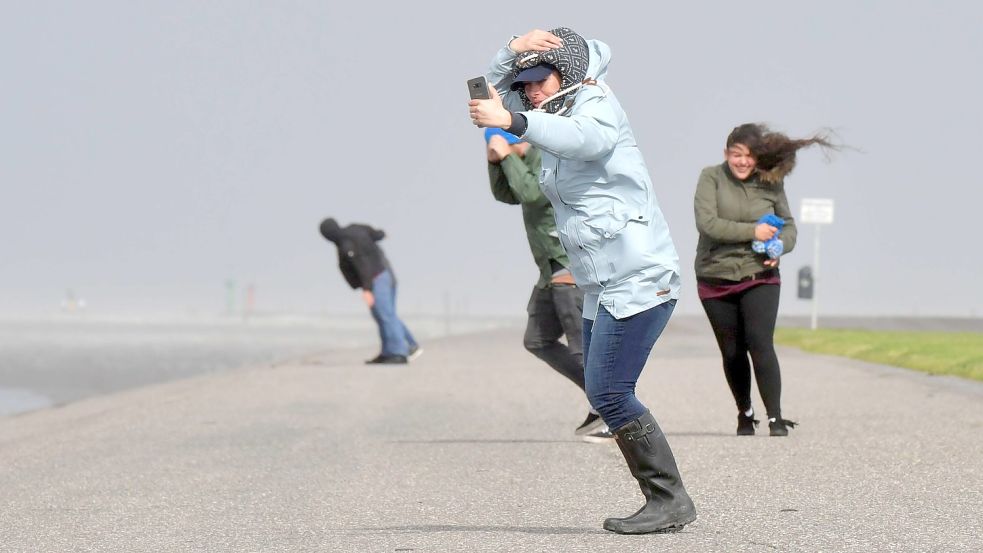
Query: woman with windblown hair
694 123 837 437
469 27 696 535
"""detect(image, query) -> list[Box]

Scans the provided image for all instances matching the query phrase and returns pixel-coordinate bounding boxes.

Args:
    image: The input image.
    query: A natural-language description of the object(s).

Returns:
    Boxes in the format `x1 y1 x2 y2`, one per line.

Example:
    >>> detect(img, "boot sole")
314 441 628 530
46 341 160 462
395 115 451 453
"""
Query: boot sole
603 511 697 534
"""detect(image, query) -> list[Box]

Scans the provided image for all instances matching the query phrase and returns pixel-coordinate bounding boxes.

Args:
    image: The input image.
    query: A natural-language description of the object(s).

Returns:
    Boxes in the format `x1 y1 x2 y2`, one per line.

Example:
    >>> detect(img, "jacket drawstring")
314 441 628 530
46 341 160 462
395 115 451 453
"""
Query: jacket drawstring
533 78 600 116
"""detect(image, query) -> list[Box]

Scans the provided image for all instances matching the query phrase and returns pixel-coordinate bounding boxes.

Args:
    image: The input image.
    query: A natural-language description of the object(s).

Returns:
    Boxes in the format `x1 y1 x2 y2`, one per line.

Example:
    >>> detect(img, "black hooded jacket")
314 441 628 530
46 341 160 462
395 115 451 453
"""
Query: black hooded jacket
319 219 392 291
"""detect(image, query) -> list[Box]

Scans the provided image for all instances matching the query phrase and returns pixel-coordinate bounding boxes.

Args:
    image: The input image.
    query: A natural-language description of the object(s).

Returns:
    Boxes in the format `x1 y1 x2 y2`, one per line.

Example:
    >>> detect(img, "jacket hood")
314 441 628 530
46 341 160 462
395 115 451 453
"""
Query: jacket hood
319 218 342 242
585 38 611 83
513 27 599 114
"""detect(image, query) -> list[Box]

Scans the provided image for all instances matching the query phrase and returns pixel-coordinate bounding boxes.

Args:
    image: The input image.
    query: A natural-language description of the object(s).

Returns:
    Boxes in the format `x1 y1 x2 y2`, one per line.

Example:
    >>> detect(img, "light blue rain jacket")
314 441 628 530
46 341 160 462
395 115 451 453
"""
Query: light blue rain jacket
486 39 680 320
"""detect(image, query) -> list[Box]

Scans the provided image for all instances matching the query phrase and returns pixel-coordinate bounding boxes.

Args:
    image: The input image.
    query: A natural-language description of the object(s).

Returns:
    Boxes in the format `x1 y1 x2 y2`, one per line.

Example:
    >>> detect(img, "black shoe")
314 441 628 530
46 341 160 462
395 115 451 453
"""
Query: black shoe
575 412 605 436
768 418 797 437
737 411 759 436
408 345 424 361
365 354 408 365
603 411 697 534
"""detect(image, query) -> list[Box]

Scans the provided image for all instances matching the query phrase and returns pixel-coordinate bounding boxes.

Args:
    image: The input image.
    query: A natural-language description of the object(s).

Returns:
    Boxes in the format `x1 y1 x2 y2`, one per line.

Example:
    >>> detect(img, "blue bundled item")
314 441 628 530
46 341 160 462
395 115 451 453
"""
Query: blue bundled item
751 214 785 259
484 127 523 144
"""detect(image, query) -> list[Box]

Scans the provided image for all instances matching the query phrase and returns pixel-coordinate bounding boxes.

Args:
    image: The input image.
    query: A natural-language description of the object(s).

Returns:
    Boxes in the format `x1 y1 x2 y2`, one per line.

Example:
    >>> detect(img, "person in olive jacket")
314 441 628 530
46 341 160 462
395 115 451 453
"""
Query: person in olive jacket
694 123 835 437
319 218 420 364
485 127 608 442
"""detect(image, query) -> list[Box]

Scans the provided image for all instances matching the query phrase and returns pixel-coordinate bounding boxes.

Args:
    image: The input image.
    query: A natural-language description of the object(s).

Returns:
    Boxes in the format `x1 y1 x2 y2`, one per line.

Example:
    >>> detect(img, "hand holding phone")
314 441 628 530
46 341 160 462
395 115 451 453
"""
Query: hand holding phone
467 76 491 100
468 77 509 128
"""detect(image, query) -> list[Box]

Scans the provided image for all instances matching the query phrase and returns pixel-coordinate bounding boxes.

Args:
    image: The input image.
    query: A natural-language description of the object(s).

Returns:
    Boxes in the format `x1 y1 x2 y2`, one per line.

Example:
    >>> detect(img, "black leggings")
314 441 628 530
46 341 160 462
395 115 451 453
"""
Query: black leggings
700 284 783 419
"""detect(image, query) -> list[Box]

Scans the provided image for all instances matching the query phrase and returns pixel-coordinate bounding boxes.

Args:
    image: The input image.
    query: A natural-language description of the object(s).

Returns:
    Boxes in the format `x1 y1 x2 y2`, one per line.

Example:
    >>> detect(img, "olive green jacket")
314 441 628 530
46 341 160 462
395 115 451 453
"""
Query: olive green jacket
694 163 798 280
488 147 571 288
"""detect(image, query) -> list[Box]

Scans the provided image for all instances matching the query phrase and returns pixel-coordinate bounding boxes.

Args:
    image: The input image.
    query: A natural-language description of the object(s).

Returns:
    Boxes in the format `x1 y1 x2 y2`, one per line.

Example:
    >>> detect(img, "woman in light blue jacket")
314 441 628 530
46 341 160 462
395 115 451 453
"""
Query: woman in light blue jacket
469 27 696 535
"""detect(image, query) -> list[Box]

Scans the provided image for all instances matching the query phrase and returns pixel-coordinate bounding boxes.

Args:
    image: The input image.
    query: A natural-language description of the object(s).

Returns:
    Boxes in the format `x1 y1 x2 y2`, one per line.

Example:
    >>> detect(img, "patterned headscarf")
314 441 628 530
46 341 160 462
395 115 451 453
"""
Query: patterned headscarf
512 27 590 115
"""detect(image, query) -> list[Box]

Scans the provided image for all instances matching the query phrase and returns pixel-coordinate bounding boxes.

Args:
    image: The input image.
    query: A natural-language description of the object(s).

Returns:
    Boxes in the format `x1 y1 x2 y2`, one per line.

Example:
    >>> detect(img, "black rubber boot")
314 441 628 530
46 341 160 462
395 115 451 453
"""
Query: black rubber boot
603 411 697 534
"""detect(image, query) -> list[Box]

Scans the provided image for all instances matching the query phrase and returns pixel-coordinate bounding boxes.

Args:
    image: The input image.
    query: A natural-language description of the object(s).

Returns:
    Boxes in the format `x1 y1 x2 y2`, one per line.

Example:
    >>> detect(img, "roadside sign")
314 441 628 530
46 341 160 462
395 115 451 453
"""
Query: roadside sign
801 198 834 224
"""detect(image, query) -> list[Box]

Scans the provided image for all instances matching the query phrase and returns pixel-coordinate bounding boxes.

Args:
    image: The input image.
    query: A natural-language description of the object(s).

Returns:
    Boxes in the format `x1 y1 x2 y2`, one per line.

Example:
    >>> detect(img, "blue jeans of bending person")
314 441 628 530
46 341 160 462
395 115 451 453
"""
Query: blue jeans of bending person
369 269 417 357
582 300 676 431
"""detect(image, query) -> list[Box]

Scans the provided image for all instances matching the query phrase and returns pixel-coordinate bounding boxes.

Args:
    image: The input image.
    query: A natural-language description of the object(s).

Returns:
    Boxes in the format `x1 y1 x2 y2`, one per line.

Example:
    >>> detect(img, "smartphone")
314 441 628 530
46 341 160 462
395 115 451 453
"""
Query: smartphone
467 76 491 100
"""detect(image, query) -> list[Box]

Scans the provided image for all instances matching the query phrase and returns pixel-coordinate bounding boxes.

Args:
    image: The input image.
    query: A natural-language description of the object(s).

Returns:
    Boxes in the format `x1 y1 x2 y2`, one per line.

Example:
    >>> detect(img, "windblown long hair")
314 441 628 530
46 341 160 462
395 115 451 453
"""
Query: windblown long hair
726 124 838 184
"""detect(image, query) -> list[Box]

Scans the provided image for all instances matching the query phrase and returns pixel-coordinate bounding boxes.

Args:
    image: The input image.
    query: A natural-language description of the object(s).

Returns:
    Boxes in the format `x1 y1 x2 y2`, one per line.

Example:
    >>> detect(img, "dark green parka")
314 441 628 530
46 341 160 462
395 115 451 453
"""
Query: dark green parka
694 163 798 280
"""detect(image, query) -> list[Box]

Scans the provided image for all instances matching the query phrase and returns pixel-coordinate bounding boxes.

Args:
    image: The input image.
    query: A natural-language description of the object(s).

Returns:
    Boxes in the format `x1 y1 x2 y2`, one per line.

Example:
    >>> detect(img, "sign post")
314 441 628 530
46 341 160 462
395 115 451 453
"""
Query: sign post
800 198 834 330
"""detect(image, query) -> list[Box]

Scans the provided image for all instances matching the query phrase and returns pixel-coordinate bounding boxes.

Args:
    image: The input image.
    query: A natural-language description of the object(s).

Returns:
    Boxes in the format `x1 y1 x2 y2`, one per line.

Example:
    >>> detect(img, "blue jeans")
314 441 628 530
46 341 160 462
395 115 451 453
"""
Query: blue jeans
583 300 676 431
369 270 417 357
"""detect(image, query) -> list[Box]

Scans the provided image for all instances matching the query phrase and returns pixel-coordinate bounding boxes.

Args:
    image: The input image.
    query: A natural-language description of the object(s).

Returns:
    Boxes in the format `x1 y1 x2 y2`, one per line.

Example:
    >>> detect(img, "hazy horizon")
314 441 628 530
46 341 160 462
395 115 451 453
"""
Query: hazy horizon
3 2 981 319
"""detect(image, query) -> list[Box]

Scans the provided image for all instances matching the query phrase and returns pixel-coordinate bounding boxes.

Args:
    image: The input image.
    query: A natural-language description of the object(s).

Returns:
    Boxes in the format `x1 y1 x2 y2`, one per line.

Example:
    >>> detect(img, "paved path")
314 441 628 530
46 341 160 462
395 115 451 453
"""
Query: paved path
1 316 980 552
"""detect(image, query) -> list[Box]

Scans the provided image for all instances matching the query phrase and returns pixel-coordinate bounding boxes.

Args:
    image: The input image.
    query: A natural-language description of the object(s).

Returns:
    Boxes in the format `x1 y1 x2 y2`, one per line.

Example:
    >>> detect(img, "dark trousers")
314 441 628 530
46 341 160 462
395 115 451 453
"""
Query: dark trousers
523 285 586 391
700 283 783 419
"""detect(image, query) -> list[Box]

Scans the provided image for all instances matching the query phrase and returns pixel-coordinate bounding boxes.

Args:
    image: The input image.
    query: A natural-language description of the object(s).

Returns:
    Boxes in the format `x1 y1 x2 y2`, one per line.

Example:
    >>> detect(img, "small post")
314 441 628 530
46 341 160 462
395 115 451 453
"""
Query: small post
225 279 236 316
443 290 451 336
811 224 821 330
800 198 834 331
244 283 255 321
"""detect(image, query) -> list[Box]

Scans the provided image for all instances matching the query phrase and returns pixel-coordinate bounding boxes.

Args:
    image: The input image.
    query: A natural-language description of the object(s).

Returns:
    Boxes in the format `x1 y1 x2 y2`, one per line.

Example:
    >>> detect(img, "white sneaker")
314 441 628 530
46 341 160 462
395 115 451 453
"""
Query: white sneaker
408 345 424 361
575 412 606 436
581 426 614 443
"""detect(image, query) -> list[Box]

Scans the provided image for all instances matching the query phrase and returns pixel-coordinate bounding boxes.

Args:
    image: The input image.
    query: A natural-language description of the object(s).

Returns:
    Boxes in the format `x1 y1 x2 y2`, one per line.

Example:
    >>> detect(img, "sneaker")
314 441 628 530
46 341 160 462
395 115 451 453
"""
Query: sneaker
737 411 759 436
365 354 408 365
408 345 424 361
768 418 797 437
575 412 606 436
581 426 614 443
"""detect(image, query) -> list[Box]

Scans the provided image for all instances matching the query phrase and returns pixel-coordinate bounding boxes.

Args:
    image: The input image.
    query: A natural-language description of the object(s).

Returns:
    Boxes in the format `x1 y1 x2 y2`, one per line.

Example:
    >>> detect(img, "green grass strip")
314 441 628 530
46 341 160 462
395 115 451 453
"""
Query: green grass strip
774 328 983 381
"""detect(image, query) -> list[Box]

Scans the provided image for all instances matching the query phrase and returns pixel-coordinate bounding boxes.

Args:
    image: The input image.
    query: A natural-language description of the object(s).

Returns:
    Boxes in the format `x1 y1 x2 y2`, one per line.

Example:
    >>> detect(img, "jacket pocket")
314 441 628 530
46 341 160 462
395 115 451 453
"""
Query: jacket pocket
557 226 605 288
574 224 615 286
583 217 632 241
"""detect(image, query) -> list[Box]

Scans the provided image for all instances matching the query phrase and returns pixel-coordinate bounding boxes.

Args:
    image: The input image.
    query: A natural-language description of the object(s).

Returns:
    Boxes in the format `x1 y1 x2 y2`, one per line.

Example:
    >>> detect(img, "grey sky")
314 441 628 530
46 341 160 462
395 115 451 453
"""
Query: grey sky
2 1 981 318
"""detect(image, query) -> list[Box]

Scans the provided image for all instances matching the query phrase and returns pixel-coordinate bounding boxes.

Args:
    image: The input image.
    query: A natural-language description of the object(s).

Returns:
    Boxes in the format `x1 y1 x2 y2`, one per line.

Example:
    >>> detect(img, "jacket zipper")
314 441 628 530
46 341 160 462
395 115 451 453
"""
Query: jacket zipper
552 159 570 206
